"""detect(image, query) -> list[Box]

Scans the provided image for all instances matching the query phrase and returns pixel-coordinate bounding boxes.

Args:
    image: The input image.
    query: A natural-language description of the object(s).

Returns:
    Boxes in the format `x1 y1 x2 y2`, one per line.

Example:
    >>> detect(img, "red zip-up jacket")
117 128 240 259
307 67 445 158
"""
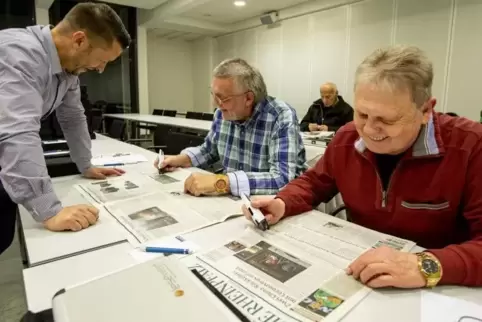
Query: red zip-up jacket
277 113 482 286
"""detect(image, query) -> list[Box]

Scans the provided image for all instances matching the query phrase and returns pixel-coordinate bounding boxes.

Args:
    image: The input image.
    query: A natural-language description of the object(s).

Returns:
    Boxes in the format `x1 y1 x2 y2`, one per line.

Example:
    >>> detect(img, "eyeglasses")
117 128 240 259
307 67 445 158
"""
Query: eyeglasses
210 91 250 106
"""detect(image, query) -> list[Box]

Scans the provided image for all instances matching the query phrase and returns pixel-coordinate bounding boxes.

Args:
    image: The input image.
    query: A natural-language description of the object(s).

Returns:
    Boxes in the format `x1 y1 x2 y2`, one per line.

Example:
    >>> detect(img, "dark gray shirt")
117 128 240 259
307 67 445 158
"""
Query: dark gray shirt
0 25 92 221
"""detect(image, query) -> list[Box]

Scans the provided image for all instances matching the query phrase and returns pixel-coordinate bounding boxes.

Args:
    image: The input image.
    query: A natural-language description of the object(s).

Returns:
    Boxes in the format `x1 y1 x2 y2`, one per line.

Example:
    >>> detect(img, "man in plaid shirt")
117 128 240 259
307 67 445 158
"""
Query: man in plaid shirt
156 58 307 197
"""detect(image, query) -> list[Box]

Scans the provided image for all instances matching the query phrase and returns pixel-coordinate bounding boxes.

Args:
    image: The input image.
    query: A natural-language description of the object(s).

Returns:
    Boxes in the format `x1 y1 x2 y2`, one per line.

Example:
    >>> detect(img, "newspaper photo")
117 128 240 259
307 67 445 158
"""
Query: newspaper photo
104 192 214 243
76 175 159 204
144 168 193 189
184 212 416 322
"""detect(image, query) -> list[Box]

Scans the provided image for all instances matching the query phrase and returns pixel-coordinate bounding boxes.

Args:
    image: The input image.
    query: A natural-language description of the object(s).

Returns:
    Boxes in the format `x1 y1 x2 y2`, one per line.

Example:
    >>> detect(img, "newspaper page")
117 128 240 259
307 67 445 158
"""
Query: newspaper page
104 192 213 243
143 168 193 190
76 175 160 204
183 212 416 322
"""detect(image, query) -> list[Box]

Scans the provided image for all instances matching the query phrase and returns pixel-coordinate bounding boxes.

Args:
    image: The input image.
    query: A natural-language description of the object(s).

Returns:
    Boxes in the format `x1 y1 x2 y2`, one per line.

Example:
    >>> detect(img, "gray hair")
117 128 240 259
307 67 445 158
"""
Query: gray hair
213 58 268 105
354 45 433 107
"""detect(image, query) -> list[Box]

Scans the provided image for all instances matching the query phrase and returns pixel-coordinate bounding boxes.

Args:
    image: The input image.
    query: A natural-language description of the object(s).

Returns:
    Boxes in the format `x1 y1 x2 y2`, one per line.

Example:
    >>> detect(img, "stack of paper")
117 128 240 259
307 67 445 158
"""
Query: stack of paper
91 153 148 166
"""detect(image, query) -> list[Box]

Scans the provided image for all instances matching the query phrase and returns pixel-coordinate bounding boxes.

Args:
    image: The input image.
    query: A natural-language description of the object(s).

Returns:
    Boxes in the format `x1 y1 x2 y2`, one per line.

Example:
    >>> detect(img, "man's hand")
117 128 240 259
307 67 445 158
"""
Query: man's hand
308 123 319 132
83 167 125 179
346 246 426 288
44 205 99 232
184 173 227 196
318 125 329 131
154 154 192 172
242 197 286 226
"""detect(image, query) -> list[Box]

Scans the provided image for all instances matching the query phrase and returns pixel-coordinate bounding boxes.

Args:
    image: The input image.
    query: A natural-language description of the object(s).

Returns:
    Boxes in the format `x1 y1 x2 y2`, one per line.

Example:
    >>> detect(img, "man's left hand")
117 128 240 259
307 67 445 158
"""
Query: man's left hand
184 173 228 196
318 125 329 131
346 246 426 288
83 167 125 180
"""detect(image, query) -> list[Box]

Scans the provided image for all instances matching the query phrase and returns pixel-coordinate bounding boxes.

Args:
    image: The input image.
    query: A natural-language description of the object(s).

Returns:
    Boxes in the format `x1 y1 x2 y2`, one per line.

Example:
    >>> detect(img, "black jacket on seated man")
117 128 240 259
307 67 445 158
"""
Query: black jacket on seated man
300 96 353 132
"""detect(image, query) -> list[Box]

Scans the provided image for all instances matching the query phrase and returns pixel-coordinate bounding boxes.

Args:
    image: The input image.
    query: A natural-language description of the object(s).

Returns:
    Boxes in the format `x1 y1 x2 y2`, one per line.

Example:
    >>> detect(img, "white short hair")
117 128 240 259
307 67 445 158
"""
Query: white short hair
355 45 433 107
213 58 268 105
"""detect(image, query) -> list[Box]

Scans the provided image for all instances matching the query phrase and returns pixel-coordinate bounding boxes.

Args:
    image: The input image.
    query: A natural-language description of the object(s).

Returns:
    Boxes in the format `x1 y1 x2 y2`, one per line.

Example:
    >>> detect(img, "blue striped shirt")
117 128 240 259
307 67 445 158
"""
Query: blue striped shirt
0 25 92 221
183 97 307 196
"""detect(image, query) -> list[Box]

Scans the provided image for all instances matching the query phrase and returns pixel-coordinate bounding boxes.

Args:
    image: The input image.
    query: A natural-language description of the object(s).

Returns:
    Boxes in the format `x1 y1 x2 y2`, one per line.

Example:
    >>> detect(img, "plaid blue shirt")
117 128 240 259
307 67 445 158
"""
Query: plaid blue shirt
183 96 307 196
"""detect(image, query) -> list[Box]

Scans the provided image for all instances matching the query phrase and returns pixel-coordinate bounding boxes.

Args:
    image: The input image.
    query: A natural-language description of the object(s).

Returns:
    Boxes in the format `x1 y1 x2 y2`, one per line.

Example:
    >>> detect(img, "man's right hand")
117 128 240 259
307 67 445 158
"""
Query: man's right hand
242 197 286 226
153 154 192 172
43 205 99 232
308 123 319 132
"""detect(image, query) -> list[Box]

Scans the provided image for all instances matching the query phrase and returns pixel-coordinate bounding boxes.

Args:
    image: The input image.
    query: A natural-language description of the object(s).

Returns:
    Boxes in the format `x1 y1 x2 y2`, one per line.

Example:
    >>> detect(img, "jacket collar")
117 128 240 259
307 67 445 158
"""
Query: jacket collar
354 113 444 157
41 25 63 75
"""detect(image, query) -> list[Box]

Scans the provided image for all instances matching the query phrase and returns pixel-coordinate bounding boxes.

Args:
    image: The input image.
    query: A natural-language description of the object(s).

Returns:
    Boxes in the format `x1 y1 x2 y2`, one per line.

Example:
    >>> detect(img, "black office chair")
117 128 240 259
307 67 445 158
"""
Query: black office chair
106 119 126 141
146 124 173 153
153 109 164 116
201 113 214 121
91 115 103 133
186 111 203 120
164 131 204 155
163 110 177 117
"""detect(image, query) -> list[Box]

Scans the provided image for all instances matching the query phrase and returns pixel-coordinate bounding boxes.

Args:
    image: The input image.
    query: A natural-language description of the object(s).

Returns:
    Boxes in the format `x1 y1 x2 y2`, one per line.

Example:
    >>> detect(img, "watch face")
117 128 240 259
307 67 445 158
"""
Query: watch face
422 258 439 274
215 179 227 190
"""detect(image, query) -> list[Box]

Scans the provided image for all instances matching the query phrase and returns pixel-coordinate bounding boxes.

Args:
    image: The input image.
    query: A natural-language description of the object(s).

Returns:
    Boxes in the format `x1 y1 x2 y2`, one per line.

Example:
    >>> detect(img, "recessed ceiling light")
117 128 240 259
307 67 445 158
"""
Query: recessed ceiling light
234 1 246 7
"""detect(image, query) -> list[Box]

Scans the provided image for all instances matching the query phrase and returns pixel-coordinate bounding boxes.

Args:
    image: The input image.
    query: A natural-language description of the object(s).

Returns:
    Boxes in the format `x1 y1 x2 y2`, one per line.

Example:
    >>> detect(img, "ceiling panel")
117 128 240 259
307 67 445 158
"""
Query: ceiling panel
102 0 168 10
180 0 313 24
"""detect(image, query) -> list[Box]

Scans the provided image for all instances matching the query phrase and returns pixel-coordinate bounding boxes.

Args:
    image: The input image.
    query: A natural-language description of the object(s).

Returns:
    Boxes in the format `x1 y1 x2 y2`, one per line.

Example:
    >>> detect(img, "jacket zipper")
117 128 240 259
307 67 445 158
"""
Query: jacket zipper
360 153 402 208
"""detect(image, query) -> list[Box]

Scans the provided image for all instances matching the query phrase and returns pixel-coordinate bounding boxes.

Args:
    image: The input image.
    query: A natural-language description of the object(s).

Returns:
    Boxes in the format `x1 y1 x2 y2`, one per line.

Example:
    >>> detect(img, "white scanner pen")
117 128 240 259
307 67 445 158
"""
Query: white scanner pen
158 149 165 173
241 193 269 231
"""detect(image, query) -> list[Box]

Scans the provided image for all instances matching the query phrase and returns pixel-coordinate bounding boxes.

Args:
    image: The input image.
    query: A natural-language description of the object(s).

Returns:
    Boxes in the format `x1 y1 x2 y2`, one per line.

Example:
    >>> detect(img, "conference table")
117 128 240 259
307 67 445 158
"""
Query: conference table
18 135 482 322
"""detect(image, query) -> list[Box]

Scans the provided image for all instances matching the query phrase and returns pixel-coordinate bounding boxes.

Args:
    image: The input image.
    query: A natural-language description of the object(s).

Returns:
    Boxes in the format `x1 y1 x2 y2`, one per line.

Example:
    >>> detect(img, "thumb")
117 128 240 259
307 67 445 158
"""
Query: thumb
250 198 271 209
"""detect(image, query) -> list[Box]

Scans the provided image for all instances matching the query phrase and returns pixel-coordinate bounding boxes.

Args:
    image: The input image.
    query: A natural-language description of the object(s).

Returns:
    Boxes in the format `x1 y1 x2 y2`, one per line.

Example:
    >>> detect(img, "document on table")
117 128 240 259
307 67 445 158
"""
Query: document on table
91 152 148 166
182 212 416 322
101 190 243 243
421 292 482 322
301 131 334 140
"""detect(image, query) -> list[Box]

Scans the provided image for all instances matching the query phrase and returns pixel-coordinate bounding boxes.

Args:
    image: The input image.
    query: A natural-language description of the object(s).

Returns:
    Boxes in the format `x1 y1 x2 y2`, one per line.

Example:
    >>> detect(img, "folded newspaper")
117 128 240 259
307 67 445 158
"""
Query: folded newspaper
76 174 244 243
182 212 416 322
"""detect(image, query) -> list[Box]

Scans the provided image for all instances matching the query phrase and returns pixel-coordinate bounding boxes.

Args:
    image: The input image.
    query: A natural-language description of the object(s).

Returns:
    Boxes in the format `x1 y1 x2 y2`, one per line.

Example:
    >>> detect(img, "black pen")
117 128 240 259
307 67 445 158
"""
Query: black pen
191 269 250 322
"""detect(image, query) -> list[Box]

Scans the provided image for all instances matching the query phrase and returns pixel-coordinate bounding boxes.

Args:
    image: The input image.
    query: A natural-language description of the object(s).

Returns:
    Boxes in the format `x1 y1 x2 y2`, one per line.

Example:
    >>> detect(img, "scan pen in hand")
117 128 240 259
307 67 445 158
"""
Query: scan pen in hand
158 149 166 174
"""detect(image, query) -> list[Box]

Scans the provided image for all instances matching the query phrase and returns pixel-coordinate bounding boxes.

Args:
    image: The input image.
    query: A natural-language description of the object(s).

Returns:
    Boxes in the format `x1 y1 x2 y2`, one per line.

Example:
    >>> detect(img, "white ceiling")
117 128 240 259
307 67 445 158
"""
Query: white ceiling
181 0 314 24
103 0 168 10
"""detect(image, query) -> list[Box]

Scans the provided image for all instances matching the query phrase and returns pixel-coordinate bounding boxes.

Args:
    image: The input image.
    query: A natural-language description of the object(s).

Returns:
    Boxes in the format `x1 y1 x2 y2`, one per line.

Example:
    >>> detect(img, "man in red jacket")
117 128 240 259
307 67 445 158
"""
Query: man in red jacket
243 45 482 288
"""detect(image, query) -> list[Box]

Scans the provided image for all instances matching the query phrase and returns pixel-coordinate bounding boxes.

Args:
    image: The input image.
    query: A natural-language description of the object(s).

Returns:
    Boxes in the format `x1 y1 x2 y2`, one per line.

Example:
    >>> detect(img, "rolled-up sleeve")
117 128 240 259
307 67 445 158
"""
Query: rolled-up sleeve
56 78 92 173
0 43 62 221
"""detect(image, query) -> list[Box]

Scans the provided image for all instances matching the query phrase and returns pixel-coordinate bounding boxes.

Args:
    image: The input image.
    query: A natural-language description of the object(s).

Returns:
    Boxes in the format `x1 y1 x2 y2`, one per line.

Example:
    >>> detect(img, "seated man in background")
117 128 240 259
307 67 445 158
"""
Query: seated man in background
244 45 482 288
300 82 353 132
156 58 307 197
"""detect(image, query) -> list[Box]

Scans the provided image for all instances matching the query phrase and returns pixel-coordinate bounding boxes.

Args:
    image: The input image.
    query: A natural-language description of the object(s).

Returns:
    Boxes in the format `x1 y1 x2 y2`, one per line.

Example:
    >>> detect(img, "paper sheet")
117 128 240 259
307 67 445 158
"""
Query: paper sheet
91 153 148 166
421 291 482 322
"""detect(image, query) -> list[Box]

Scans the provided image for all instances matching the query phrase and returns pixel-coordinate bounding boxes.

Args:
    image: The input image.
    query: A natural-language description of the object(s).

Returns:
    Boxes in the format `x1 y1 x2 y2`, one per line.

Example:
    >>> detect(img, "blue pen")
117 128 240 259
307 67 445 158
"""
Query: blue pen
143 246 192 254
102 162 125 167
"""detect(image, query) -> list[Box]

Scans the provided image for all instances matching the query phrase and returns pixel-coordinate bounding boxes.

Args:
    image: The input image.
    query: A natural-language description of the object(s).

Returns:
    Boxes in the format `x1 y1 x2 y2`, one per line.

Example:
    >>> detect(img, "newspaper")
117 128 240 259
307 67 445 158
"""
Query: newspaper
77 175 159 204
91 152 148 166
183 212 416 322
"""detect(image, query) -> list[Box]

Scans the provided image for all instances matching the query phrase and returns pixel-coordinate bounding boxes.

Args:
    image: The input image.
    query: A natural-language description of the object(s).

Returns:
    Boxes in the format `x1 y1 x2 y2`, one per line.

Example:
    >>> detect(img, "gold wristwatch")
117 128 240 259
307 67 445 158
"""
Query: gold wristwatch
214 174 229 194
416 252 442 288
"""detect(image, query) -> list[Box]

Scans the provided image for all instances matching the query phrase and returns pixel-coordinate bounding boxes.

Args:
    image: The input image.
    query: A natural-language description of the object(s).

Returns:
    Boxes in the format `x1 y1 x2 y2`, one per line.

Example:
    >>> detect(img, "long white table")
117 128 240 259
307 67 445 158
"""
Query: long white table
104 113 212 132
20 135 481 321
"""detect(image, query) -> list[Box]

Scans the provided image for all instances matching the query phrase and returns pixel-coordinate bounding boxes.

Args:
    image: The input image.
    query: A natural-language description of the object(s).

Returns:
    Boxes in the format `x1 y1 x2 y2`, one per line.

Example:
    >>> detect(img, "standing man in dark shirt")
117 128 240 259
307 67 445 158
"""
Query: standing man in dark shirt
300 82 353 132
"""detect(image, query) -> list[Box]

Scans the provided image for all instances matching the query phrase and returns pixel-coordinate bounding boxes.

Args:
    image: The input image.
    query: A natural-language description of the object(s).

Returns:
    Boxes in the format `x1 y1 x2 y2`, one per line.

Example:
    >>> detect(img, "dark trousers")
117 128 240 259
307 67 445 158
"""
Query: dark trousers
0 179 18 255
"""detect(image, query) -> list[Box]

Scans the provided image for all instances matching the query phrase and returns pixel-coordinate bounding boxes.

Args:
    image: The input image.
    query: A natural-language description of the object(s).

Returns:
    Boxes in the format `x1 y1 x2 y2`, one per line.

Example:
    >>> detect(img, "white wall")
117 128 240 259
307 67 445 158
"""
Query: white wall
192 37 216 112
35 7 49 25
147 33 194 113
211 0 481 121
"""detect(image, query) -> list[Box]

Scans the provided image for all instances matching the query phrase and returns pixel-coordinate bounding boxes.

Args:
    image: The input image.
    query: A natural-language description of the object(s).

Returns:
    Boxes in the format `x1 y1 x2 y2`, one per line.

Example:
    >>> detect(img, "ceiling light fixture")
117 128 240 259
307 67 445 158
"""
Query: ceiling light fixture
234 0 246 7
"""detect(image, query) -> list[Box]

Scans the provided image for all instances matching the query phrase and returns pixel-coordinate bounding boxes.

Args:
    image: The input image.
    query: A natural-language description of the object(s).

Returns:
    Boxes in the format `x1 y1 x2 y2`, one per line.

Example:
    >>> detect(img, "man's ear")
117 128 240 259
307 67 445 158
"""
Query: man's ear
421 98 436 125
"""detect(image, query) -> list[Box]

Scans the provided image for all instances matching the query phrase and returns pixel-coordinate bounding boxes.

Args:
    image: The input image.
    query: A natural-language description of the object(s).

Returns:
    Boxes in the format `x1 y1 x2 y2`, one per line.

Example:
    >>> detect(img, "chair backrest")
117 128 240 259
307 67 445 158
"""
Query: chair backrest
108 119 126 140
201 113 214 121
163 110 177 117
186 111 203 120
153 109 164 116
153 124 175 150
91 115 103 132
165 131 204 155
